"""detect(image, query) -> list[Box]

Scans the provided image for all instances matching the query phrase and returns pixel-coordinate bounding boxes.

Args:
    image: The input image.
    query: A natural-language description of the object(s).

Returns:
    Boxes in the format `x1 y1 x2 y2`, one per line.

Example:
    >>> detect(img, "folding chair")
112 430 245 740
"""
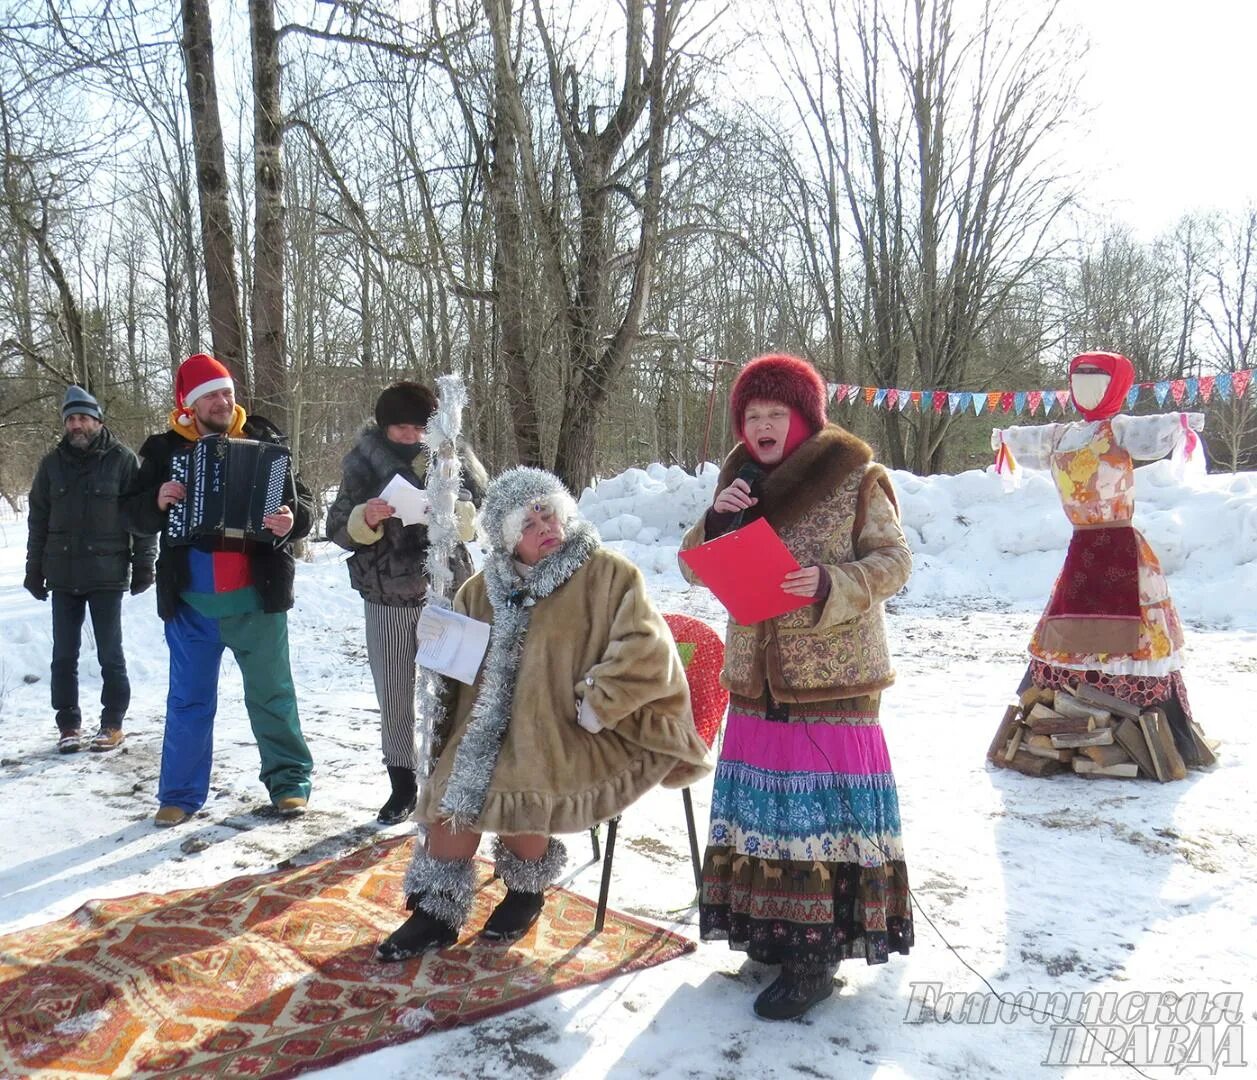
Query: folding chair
592 613 728 931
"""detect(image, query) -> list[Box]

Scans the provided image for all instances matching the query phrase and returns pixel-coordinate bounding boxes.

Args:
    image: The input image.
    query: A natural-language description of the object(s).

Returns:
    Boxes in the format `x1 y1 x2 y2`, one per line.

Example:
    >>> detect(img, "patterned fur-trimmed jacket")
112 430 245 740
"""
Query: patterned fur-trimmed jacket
679 424 912 702
325 425 486 606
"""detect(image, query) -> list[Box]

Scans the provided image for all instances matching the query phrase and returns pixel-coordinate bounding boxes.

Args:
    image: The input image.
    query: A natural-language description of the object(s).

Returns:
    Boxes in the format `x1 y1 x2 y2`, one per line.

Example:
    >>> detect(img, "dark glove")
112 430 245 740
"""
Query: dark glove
24 570 48 601
130 568 154 596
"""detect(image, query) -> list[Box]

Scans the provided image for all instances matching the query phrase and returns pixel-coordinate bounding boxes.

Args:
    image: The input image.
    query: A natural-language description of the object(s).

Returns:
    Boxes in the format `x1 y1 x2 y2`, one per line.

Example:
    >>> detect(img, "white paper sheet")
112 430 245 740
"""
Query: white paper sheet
378 474 432 526
415 604 491 684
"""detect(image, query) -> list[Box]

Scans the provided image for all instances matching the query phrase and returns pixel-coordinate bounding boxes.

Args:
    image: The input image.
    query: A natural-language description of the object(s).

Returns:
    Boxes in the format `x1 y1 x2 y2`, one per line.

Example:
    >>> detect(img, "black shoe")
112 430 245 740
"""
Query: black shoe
480 889 545 943
376 904 458 962
753 970 835 1021
377 766 418 825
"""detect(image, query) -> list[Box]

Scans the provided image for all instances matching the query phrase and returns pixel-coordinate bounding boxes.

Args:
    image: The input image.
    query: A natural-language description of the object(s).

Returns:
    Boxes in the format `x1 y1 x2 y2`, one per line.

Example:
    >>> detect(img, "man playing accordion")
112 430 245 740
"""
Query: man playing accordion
122 353 314 827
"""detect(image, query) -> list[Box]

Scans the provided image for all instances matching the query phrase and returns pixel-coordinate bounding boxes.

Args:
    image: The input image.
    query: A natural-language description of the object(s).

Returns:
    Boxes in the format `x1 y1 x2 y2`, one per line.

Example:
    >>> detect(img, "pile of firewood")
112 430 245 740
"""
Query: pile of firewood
987 680 1216 781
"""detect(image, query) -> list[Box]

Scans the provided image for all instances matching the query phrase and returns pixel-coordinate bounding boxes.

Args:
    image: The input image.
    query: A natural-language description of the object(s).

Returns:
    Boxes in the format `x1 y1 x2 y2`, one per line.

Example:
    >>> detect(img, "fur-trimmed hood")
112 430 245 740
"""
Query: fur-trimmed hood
347 422 489 495
717 423 876 532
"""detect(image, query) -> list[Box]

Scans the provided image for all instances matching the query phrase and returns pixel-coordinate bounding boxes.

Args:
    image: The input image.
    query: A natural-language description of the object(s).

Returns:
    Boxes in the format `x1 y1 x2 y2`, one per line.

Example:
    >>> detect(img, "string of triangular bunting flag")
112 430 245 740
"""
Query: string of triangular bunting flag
826 370 1253 416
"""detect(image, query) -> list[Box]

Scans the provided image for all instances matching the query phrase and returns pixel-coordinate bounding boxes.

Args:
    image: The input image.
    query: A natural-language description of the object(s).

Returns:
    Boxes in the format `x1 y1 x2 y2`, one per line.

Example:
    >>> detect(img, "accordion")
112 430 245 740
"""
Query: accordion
165 434 291 548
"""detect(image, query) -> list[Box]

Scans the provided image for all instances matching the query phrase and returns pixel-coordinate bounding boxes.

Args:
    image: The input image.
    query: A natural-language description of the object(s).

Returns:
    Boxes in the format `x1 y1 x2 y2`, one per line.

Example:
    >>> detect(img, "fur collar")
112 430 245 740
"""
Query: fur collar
718 424 873 532
437 521 600 828
354 423 428 480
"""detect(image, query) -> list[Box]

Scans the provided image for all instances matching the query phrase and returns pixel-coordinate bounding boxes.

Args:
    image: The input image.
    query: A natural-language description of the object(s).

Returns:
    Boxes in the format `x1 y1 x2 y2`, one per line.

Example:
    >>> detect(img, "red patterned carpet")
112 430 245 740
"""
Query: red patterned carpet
0 836 694 1079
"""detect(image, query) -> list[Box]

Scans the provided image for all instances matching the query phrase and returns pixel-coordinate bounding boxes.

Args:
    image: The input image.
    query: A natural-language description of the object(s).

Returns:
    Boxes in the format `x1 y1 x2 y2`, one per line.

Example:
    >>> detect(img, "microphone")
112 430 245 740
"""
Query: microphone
729 462 763 530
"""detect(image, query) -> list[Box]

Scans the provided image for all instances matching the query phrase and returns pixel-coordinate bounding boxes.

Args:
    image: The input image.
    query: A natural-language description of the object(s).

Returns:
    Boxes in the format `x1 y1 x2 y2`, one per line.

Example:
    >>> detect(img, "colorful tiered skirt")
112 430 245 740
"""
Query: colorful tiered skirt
699 692 913 974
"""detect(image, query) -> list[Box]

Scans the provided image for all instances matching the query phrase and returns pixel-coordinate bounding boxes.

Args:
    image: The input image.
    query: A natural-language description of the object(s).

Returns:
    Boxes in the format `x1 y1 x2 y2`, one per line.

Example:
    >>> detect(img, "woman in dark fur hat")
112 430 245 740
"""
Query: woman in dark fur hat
679 353 915 1020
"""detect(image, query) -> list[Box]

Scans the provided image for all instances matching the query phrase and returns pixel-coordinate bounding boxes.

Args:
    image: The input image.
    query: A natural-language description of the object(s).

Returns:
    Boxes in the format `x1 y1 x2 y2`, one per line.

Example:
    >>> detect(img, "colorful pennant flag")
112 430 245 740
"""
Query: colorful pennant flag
807 368 1250 415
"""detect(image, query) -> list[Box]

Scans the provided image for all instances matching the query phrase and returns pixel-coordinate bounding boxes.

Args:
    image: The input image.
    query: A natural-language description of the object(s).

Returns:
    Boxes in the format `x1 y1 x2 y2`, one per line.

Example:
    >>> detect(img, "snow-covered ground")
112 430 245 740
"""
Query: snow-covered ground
1 460 1254 1079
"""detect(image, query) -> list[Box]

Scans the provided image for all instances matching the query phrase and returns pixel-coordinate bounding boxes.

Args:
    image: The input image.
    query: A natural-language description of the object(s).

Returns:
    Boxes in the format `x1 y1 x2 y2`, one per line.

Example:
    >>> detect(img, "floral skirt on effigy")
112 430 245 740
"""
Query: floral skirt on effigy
698 692 913 974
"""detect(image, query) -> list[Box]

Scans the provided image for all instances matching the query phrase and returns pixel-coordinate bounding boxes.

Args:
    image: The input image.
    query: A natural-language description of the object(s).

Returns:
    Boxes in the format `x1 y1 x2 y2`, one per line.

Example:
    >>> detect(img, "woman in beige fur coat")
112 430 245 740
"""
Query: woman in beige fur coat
679 353 914 1021
379 467 711 960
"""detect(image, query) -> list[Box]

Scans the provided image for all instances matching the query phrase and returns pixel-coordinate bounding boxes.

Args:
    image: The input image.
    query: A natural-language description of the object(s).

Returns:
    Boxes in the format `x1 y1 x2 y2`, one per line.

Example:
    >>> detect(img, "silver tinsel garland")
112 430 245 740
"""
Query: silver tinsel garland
413 373 469 778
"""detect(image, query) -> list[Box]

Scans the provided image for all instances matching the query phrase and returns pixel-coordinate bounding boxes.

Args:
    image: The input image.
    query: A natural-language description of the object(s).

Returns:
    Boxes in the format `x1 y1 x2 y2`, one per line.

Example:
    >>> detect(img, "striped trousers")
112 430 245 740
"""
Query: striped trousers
363 600 424 771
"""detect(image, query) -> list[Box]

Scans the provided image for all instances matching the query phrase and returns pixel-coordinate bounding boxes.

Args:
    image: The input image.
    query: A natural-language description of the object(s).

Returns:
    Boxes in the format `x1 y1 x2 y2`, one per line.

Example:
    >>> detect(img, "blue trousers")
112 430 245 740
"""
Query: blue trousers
159 603 313 812
50 590 129 730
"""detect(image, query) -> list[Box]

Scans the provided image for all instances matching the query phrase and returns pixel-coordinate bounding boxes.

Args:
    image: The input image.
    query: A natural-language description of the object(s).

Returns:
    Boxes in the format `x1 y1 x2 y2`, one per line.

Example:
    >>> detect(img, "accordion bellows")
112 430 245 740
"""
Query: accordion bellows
166 434 291 548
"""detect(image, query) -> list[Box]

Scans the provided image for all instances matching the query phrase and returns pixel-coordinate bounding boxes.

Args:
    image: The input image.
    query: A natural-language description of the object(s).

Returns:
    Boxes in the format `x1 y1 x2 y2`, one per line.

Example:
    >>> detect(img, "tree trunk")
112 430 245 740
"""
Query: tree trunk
249 0 289 433
483 0 543 467
181 0 246 389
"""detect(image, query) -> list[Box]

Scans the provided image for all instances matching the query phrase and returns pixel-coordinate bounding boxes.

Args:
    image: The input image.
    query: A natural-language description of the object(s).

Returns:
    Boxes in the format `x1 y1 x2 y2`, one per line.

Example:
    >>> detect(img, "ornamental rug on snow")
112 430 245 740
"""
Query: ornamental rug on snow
0 835 694 1079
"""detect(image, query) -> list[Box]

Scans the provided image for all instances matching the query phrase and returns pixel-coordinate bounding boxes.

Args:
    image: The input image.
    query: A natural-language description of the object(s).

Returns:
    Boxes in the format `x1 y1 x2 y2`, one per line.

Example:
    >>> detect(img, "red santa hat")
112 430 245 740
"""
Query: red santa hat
175 353 234 426
730 353 828 442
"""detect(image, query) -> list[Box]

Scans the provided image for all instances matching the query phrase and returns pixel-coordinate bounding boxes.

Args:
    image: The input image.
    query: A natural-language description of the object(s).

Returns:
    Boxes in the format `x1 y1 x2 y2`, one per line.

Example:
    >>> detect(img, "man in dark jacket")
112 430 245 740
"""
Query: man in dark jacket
325 382 485 824
25 386 157 753
122 353 314 827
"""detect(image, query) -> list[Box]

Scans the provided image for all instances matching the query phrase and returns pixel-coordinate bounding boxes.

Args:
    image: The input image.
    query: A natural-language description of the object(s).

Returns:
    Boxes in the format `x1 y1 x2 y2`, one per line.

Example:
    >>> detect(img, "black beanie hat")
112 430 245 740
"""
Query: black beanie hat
375 382 437 429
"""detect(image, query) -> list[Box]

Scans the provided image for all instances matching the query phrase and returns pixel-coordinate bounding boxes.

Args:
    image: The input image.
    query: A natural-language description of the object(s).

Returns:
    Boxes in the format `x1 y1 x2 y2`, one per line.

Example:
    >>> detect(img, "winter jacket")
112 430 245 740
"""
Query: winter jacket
26 427 156 593
325 425 486 606
121 414 313 621
680 424 912 702
417 537 713 836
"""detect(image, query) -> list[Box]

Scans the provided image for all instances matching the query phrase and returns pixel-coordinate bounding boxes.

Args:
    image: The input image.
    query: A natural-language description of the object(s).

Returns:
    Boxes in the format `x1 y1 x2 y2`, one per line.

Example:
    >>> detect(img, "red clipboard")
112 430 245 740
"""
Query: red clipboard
679 516 814 625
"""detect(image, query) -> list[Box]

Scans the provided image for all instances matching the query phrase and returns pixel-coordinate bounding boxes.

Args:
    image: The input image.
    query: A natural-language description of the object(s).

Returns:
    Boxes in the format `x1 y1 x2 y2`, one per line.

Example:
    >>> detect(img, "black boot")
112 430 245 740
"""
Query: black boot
382 851 475 962
481 889 546 942
479 837 567 943
753 967 836 1021
377 766 418 825
376 899 458 962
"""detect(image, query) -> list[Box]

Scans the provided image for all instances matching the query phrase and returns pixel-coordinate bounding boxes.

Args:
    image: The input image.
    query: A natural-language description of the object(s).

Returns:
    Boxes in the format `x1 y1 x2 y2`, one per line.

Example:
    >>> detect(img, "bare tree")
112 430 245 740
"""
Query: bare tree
483 0 695 488
181 0 246 387
776 0 1081 471
248 0 288 432
1199 208 1257 471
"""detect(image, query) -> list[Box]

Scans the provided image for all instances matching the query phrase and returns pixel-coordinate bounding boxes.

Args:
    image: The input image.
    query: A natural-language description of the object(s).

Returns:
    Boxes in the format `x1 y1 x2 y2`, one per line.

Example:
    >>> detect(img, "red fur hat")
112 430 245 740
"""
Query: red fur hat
730 353 829 440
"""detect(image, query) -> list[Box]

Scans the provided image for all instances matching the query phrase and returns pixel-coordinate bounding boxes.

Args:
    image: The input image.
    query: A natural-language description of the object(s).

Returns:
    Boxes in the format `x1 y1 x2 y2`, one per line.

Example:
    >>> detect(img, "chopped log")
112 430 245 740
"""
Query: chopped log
1113 718 1157 779
987 704 1024 764
1005 725 1025 762
1139 709 1187 782
1027 702 1063 722
1024 744 1075 763
1019 686 1055 709
1024 735 1073 762
1050 728 1115 749
1188 723 1218 767
1052 692 1113 727
1065 680 1142 721
1082 743 1133 768
1073 758 1140 778
1026 712 1094 736
1006 749 1064 777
